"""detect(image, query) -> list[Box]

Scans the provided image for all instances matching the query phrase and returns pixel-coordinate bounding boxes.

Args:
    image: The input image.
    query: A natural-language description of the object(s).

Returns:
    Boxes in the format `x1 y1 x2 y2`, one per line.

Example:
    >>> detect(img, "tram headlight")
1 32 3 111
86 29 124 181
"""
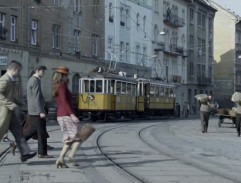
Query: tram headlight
88 94 95 100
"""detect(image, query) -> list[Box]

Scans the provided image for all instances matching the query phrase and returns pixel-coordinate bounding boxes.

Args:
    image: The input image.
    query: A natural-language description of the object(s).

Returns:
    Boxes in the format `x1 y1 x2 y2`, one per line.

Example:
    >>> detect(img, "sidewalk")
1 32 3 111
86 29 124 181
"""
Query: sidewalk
0 121 98 183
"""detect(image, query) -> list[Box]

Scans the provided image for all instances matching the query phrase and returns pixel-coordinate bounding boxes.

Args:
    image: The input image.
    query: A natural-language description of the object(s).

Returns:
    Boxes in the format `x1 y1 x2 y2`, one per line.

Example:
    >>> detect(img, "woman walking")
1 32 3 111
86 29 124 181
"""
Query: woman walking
52 66 82 168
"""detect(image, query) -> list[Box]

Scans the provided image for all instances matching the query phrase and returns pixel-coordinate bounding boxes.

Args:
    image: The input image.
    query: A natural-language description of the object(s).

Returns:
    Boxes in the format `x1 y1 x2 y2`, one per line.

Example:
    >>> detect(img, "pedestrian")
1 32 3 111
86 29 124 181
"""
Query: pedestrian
52 66 82 168
0 60 36 162
234 102 241 137
200 95 212 133
22 70 54 150
24 65 54 158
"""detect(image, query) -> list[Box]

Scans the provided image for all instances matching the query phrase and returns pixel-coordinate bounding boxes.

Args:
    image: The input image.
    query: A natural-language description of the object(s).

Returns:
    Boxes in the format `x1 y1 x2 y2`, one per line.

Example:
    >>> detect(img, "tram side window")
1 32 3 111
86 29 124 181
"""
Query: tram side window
83 80 89 93
170 88 174 97
150 86 155 97
90 80 95 92
121 82 126 95
131 84 136 96
155 86 159 97
116 81 121 94
165 87 170 97
159 87 164 97
127 83 131 95
96 80 103 93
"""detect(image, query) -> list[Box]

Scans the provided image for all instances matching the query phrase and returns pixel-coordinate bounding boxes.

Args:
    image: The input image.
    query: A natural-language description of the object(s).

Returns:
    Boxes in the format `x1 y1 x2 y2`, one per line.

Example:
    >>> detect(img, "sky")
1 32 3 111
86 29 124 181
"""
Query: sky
212 0 241 16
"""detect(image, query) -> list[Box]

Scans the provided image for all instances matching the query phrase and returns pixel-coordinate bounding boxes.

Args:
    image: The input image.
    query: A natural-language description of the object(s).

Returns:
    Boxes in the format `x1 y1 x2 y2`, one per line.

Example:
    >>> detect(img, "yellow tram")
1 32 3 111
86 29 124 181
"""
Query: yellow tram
77 69 176 121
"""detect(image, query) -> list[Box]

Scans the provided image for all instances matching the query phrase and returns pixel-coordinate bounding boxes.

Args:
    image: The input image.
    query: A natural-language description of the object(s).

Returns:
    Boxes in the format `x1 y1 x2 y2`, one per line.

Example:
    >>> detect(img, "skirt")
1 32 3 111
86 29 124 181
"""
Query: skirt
57 116 83 143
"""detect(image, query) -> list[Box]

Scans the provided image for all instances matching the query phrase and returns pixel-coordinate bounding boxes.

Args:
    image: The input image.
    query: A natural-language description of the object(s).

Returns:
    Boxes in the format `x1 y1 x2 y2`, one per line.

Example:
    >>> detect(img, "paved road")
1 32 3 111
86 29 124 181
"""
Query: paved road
0 117 240 183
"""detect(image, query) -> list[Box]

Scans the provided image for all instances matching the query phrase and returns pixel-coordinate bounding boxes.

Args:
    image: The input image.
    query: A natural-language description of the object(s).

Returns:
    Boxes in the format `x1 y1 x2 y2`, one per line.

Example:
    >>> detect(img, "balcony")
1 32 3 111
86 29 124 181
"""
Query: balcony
154 41 165 52
197 77 212 85
163 13 184 28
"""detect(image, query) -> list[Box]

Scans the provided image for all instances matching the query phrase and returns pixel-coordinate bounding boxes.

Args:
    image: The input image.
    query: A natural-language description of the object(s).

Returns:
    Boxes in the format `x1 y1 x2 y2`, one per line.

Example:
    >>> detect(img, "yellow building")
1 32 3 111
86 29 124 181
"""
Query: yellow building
210 1 241 108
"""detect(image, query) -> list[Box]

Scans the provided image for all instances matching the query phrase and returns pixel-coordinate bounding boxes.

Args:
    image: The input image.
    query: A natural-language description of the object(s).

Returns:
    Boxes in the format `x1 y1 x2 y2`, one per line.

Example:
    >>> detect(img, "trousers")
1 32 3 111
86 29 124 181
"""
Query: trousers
24 115 47 155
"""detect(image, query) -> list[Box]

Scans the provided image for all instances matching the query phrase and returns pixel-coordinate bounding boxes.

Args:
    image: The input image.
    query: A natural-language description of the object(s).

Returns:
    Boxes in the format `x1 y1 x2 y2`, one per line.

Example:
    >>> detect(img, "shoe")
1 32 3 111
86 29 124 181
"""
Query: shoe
56 159 69 168
38 154 54 158
10 143 17 156
47 145 54 150
66 156 79 166
21 152 37 162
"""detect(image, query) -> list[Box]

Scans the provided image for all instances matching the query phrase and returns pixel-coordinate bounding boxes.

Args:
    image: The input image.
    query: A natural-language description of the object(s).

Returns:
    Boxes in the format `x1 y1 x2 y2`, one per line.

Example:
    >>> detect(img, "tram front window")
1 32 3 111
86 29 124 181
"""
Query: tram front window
90 80 95 92
96 80 103 93
84 80 89 92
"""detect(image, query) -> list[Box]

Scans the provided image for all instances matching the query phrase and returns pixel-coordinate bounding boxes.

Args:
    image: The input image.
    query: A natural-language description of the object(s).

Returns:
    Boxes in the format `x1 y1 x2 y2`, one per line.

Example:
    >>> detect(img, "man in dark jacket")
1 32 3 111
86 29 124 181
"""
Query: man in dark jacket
25 66 53 158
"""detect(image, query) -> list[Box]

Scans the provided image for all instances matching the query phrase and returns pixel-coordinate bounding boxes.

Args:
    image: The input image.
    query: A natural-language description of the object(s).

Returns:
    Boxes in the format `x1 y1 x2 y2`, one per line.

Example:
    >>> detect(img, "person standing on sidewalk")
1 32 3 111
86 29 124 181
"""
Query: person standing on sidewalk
52 66 82 168
234 102 241 137
25 66 54 159
200 96 212 133
0 60 36 162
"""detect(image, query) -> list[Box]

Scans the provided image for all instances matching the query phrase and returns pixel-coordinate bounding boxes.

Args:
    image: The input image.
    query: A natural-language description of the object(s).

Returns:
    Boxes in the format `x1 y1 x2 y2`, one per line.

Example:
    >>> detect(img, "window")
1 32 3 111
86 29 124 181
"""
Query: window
126 43 129 62
190 8 194 24
120 41 124 62
202 14 206 29
120 7 125 26
52 25 60 49
54 0 61 7
190 62 194 76
116 81 121 94
74 29 81 52
121 82 126 94
31 20 38 45
107 37 113 60
126 9 130 28
96 80 103 93
127 83 131 95
93 0 99 18
154 25 159 41
0 13 6 39
73 0 82 13
190 35 194 47
10 16 17 42
202 39 205 55
159 87 164 97
198 12 201 27
135 44 140 64
154 0 158 12
142 46 147 66
109 3 113 22
136 13 140 30
72 74 80 94
83 80 89 92
131 84 136 96
92 34 99 56
143 16 146 35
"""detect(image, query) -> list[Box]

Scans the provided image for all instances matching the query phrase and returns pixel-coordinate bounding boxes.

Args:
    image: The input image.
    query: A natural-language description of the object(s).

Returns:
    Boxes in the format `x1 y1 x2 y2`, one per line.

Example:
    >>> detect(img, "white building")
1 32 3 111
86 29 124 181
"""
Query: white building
152 0 189 113
105 0 152 78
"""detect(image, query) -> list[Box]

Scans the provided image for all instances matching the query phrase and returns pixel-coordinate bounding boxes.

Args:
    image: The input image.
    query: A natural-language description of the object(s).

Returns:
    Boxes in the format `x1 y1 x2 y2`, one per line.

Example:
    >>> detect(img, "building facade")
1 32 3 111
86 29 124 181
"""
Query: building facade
104 0 152 78
186 0 216 112
210 1 241 108
0 0 105 101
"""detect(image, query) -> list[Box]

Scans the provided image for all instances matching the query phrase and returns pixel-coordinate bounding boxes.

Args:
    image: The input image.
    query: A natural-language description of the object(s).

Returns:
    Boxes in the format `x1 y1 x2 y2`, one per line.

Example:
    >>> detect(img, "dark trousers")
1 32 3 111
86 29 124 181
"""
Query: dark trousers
236 113 241 136
9 112 30 156
200 111 209 133
23 115 47 155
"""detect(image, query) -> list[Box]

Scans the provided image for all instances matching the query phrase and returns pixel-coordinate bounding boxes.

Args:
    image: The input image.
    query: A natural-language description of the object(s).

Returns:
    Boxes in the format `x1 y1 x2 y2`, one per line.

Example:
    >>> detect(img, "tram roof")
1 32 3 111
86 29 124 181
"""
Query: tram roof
80 72 137 83
137 78 175 87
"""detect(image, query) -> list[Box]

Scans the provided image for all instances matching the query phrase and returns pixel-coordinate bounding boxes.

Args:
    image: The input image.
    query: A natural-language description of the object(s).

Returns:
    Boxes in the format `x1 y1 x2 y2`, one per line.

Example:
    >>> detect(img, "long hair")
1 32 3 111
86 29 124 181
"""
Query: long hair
52 72 69 96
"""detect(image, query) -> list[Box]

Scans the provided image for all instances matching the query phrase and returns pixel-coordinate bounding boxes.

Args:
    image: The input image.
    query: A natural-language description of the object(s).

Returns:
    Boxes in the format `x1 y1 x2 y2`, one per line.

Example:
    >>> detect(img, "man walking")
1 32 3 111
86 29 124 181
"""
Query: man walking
25 66 53 158
0 60 36 162
200 96 212 133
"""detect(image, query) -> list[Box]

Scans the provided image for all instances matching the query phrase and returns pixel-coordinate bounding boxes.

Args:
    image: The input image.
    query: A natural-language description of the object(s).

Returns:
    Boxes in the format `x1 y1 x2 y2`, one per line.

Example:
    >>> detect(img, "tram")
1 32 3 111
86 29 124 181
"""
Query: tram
77 68 175 121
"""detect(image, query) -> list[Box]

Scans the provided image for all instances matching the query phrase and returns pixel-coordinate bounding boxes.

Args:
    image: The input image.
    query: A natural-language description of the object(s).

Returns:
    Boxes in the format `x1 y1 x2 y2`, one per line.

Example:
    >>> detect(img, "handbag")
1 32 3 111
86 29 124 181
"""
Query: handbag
79 123 95 142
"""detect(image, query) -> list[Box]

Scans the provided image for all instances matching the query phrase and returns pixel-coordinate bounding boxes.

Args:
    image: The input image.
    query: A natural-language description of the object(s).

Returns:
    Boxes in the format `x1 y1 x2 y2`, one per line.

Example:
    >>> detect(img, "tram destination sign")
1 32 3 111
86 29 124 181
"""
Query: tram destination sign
0 56 8 66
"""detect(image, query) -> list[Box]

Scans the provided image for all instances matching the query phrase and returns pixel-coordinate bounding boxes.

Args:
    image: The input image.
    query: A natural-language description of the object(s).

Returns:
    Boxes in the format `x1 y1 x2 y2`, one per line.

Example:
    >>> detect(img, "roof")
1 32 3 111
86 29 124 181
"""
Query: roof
210 0 241 22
